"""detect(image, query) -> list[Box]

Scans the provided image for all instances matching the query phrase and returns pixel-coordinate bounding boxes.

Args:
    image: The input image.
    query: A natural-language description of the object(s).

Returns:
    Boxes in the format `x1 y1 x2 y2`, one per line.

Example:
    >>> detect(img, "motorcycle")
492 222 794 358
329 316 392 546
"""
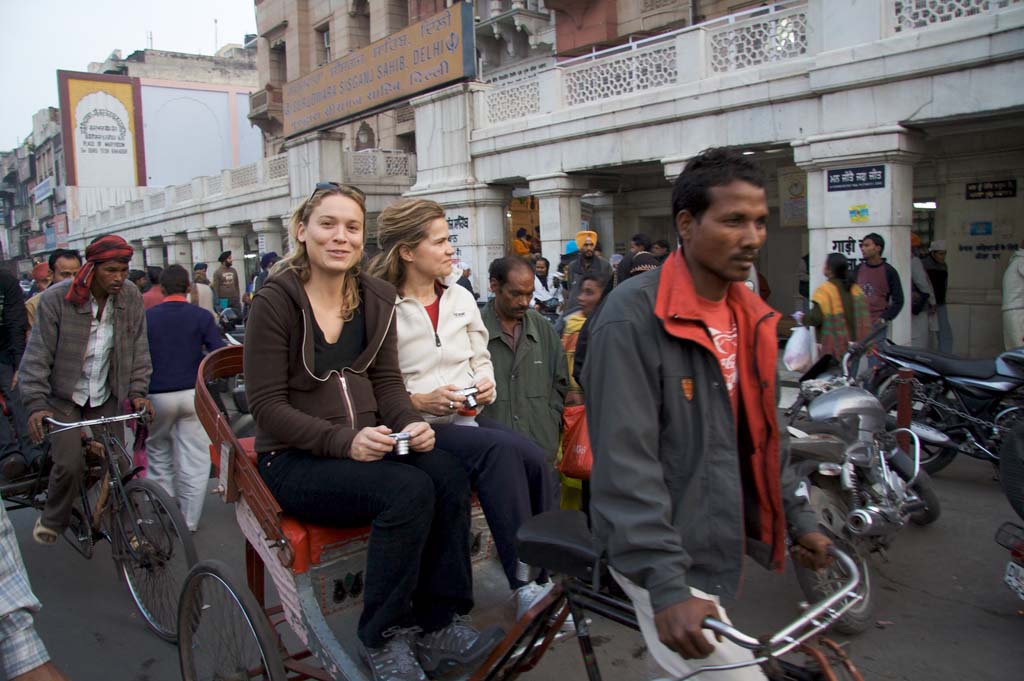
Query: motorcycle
867 341 1024 475
786 333 941 634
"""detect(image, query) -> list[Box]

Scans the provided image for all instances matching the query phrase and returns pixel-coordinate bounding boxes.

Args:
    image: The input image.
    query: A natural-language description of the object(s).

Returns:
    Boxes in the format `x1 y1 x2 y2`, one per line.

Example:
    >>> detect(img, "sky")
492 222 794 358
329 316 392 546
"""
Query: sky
0 0 257 149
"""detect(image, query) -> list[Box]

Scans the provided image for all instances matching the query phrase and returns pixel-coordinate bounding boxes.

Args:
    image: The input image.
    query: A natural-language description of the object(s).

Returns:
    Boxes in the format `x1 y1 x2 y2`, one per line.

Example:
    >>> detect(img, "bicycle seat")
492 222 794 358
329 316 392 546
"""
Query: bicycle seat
882 343 997 379
516 510 598 582
237 437 371 574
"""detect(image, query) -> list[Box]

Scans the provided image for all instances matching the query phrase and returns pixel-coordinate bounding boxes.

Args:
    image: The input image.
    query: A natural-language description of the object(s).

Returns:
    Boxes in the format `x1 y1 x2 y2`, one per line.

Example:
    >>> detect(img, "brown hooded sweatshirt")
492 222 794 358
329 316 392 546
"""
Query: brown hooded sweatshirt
244 268 422 457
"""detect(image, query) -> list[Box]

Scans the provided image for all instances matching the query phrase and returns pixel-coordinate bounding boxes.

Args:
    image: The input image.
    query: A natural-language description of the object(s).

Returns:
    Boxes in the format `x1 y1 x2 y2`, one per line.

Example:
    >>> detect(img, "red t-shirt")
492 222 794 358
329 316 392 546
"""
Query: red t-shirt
697 295 739 418
424 282 444 331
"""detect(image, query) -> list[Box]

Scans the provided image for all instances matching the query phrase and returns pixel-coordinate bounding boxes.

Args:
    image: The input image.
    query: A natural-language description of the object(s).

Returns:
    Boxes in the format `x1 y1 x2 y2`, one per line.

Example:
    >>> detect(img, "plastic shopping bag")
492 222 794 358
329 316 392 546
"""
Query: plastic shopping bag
783 325 818 373
558 405 593 481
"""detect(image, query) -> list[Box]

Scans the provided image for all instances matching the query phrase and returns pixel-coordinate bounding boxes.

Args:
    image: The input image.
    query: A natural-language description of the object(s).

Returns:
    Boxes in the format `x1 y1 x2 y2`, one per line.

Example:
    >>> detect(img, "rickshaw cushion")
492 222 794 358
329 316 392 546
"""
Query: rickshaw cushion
236 436 372 574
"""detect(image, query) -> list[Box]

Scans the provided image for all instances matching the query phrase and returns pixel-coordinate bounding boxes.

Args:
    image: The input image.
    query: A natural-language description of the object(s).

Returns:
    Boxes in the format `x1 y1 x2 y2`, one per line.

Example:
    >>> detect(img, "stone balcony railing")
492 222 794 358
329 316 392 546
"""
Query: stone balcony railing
479 0 1022 127
73 149 418 237
346 149 418 183
76 154 291 234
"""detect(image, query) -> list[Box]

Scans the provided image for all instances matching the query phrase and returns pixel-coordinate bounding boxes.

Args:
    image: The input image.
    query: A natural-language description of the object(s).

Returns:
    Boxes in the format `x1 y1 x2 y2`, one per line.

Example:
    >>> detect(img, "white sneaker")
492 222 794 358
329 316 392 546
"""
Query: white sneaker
514 581 554 621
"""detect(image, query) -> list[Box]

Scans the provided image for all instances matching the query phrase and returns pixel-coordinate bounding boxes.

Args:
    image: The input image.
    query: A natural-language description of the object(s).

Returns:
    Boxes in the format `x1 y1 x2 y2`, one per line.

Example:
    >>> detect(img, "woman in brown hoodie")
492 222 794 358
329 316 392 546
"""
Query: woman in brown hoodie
244 184 501 681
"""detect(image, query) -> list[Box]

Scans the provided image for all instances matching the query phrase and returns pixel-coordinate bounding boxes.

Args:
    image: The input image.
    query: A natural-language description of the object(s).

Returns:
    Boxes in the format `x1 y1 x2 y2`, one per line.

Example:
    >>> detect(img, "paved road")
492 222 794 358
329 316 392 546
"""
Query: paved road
8 455 1024 680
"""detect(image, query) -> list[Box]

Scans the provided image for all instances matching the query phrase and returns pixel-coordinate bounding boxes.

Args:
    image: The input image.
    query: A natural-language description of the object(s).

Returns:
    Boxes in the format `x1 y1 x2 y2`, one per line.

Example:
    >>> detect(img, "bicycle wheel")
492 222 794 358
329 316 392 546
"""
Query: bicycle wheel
117 479 198 642
178 560 287 681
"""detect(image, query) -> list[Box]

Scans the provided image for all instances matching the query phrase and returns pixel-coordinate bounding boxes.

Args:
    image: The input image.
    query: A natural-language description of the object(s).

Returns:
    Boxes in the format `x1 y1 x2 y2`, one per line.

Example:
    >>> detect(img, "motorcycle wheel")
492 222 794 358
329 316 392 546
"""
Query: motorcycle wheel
793 478 875 635
879 385 958 475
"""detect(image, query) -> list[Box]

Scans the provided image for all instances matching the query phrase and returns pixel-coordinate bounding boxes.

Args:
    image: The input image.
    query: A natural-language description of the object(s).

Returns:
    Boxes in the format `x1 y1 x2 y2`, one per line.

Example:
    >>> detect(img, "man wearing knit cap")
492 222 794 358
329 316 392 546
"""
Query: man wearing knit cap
922 240 952 352
212 250 241 313
252 251 279 293
565 230 612 314
18 235 153 545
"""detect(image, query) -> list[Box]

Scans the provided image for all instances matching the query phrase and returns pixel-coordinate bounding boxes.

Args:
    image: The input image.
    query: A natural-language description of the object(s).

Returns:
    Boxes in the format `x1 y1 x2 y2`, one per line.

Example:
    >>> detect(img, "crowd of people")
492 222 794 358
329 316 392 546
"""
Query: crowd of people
0 146 984 681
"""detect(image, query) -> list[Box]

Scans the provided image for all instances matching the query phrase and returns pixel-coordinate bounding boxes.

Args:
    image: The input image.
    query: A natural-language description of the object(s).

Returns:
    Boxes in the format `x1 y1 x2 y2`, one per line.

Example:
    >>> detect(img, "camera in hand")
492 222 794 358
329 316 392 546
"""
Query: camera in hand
388 432 411 456
454 386 479 409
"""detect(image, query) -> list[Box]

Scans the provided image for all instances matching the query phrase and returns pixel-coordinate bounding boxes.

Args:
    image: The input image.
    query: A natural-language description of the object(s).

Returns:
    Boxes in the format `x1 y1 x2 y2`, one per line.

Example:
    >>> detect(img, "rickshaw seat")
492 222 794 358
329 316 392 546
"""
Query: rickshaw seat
237 436 372 574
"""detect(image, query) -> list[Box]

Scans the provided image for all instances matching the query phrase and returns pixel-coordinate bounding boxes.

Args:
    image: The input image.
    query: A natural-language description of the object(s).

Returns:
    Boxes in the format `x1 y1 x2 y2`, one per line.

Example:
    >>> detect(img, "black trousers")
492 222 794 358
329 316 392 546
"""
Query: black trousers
258 447 473 648
433 416 556 589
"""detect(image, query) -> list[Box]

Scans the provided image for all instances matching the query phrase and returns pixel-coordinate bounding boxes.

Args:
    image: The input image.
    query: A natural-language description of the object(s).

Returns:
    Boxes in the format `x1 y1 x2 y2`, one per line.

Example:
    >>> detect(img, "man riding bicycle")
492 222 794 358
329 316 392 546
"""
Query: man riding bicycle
584 148 833 680
18 236 153 545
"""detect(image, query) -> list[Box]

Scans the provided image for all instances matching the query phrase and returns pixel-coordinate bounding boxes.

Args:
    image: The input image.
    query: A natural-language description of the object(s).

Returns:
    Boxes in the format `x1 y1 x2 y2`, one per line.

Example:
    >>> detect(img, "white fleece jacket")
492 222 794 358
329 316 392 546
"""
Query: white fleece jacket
394 281 496 424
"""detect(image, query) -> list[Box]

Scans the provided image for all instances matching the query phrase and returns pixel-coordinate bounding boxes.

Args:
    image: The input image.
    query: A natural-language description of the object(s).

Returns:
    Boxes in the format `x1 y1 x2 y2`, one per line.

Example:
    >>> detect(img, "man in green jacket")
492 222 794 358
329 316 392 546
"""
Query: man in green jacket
481 257 568 462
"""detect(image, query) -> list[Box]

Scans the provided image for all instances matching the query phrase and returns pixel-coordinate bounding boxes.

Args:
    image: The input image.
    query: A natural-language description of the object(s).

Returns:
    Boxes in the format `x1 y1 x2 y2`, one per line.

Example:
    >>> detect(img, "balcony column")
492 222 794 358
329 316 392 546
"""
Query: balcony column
252 218 286 257
794 126 926 346
527 173 590 268
164 233 192 271
130 240 144 270
142 237 165 268
187 228 219 267
216 225 248 263
283 131 346 203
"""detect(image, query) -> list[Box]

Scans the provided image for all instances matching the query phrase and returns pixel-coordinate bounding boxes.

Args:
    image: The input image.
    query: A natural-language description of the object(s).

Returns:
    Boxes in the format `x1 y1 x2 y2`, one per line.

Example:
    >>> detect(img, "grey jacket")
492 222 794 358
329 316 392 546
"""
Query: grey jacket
583 268 818 613
19 279 152 415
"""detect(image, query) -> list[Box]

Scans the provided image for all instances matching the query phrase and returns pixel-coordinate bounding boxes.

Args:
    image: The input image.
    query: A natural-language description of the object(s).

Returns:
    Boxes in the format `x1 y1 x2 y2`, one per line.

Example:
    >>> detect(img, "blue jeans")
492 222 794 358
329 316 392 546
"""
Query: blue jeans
433 415 556 590
258 447 473 647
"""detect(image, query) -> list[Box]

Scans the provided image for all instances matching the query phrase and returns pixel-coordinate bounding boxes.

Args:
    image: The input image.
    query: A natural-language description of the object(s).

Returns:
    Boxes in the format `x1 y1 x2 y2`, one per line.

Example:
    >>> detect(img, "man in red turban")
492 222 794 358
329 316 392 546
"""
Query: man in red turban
18 235 153 544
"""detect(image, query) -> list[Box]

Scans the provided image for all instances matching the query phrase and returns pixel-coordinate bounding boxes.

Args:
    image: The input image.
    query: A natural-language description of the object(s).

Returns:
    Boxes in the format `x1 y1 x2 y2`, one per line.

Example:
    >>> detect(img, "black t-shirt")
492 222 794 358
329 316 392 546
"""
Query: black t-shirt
312 301 367 375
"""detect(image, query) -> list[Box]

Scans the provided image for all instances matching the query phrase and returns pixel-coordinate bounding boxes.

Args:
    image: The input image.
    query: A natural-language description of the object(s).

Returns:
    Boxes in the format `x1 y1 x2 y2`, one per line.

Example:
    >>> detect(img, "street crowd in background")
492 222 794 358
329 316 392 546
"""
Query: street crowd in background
0 146 1018 680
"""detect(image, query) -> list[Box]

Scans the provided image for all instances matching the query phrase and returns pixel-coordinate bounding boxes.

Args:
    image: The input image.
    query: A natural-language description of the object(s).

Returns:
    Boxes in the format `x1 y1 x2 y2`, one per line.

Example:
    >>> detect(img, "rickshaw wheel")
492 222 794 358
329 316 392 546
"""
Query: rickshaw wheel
178 560 287 681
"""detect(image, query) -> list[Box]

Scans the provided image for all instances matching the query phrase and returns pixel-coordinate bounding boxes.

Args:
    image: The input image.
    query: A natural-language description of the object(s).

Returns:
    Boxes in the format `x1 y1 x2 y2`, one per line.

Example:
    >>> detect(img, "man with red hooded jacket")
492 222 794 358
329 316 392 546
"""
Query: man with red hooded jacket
583 148 832 680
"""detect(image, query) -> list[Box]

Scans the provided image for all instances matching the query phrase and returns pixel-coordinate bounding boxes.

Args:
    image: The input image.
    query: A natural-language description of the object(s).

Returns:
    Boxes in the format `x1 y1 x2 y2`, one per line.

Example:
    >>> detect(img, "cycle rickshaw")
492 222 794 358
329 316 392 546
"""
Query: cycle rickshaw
0 400 197 642
185 345 865 680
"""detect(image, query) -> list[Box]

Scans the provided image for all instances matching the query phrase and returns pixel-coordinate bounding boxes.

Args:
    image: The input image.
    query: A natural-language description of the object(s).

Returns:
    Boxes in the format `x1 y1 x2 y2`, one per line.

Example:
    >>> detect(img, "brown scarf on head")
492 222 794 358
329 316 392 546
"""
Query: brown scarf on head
66 235 134 306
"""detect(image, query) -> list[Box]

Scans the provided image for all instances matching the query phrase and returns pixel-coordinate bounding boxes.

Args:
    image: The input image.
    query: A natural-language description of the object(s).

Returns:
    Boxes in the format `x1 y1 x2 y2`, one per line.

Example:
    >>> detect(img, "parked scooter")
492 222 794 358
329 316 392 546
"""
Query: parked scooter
218 307 245 345
868 342 1024 475
787 332 941 634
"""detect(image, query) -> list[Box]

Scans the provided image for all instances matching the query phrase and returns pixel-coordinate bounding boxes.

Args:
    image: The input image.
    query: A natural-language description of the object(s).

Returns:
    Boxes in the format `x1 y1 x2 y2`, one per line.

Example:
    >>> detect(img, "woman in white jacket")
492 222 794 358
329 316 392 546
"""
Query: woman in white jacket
369 199 556 619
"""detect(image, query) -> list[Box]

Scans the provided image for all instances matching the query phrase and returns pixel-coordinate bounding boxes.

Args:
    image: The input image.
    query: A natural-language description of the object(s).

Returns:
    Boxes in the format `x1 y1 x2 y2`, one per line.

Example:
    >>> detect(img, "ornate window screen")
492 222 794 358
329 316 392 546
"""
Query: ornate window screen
175 184 193 203
206 175 223 195
230 163 258 187
383 152 410 177
564 43 677 107
708 8 808 73
352 152 378 176
267 154 289 180
486 80 541 124
893 0 1022 33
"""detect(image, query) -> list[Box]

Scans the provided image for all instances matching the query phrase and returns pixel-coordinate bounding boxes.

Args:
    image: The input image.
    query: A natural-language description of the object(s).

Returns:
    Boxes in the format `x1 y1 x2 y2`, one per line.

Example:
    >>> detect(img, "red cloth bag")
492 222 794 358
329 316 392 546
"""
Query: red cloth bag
558 404 593 480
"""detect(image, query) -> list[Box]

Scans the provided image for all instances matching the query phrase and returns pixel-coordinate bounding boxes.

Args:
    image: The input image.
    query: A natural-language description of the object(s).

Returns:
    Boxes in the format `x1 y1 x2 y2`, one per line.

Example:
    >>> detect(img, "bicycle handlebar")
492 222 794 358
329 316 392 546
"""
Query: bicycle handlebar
676 547 861 680
43 409 149 435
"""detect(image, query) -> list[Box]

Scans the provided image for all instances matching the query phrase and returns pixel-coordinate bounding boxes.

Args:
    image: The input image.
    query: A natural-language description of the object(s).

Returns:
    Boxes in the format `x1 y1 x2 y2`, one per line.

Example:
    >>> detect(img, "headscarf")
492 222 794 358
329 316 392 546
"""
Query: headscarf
575 230 598 250
66 235 134 306
31 262 51 283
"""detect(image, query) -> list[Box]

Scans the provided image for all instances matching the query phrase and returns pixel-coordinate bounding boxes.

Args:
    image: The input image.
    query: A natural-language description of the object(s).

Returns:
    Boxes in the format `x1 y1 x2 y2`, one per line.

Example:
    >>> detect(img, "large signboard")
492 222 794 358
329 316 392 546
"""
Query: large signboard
57 70 147 187
284 2 475 138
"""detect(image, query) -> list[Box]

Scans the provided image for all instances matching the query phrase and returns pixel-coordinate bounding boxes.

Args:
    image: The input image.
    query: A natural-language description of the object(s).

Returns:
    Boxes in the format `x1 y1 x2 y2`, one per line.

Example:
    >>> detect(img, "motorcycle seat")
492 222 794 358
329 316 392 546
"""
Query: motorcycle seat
517 510 598 582
883 344 997 380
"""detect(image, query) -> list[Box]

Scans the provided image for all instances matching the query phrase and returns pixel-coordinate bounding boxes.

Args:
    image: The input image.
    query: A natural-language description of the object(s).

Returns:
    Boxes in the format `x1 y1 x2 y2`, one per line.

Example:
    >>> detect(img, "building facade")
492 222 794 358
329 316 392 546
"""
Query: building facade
65 1 1024 358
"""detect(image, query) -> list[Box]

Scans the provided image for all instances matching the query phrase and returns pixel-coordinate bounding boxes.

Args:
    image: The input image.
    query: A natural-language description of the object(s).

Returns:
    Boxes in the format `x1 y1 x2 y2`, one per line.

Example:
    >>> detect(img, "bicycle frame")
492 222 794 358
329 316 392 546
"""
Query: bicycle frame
475 547 861 681
44 410 148 555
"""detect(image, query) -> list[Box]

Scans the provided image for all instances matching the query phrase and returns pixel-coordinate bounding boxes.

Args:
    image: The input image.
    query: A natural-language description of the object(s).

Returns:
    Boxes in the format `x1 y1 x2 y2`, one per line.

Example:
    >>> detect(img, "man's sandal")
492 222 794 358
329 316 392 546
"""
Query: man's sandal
33 518 58 545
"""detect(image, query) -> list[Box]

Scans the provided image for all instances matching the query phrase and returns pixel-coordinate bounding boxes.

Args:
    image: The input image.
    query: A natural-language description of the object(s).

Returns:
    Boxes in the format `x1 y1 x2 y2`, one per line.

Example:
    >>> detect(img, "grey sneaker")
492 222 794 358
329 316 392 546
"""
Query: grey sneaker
416 615 504 677
361 627 427 681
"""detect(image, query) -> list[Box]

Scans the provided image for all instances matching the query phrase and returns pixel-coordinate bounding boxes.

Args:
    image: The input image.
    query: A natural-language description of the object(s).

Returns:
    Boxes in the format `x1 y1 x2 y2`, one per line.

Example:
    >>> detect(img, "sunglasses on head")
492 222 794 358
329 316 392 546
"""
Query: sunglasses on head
308 182 366 206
